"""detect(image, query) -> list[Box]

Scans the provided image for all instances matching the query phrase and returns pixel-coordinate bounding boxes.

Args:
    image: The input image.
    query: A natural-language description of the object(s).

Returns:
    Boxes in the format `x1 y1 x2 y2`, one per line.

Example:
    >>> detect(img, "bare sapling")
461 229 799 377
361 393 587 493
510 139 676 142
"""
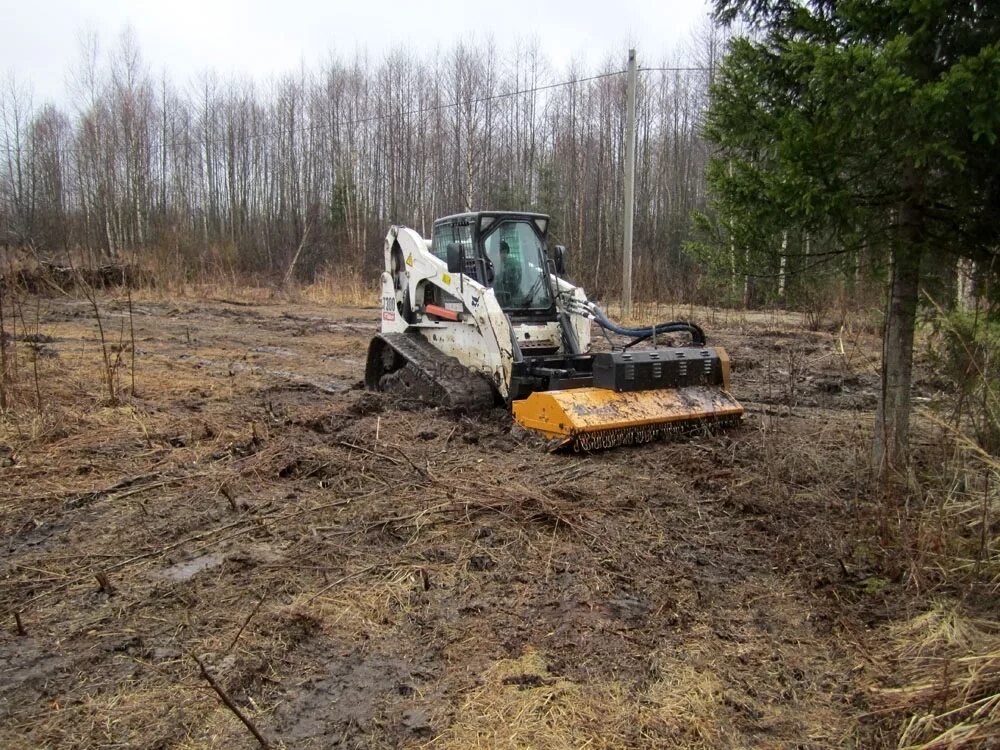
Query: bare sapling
73 263 119 406
283 221 311 287
11 291 42 411
785 347 800 407
0 275 29 413
127 276 136 396
0 278 8 412
32 295 42 409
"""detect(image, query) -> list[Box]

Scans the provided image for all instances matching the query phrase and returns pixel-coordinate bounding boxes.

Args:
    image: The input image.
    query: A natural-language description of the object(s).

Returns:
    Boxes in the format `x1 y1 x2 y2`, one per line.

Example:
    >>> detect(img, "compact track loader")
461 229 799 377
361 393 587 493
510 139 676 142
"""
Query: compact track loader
365 211 743 449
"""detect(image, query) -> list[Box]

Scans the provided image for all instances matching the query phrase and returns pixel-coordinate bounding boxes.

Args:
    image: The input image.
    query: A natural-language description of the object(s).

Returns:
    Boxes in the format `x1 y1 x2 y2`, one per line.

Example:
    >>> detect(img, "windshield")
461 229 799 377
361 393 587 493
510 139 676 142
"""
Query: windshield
483 220 553 311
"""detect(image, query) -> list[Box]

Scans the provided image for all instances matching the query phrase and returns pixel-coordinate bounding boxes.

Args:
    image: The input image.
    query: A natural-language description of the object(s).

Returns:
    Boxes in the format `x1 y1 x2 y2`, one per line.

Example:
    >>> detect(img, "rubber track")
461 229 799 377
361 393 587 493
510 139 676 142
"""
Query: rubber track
374 332 497 411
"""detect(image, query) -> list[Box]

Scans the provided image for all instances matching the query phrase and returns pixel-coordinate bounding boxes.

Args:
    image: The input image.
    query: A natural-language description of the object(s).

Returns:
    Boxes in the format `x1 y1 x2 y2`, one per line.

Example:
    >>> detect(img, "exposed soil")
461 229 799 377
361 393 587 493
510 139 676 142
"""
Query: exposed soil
0 295 952 748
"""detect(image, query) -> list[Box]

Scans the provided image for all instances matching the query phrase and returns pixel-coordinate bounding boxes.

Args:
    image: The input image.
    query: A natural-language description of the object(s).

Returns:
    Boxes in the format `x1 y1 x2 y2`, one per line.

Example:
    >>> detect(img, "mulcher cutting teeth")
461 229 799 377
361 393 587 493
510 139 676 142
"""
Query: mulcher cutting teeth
570 413 743 451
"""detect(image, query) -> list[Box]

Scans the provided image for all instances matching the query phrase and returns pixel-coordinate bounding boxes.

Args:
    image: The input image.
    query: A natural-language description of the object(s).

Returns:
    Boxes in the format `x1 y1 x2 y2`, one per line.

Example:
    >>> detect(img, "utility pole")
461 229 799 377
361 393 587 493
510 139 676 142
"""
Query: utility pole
622 48 638 319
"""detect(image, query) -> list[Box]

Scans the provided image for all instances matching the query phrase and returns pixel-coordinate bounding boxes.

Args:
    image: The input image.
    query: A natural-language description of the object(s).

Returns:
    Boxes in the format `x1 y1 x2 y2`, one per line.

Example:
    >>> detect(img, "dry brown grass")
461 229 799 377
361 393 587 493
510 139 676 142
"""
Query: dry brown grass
869 438 1000 749
429 648 744 749
873 603 1000 749
602 298 883 337
2 286 997 749
636 655 732 748
299 268 376 308
132 267 378 310
429 649 631 749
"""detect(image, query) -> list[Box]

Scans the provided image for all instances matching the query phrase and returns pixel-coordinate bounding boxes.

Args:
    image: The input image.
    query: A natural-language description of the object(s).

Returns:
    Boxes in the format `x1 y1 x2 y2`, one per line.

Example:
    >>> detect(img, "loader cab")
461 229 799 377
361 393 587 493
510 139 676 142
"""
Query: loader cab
432 211 556 319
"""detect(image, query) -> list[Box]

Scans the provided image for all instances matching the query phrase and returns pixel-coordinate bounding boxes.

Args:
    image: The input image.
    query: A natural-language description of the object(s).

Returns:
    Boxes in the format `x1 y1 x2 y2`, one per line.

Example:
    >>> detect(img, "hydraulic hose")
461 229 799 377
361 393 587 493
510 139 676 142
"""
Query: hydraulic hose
590 305 707 346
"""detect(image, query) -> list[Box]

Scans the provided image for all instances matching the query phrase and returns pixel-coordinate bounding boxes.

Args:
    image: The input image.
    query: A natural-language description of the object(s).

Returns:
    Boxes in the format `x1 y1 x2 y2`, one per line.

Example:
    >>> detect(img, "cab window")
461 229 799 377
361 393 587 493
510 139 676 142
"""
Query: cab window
431 222 473 263
483 220 553 311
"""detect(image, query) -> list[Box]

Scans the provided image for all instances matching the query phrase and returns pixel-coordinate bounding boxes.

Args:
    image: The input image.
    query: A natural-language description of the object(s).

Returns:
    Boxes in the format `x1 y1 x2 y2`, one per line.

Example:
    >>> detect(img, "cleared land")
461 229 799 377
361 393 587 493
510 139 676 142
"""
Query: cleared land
0 293 988 748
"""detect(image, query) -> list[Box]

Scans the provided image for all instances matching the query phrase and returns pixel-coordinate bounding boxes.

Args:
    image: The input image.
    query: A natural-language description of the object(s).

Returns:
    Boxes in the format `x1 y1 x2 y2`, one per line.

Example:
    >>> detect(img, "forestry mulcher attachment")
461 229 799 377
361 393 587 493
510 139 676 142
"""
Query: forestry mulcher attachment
365 211 743 449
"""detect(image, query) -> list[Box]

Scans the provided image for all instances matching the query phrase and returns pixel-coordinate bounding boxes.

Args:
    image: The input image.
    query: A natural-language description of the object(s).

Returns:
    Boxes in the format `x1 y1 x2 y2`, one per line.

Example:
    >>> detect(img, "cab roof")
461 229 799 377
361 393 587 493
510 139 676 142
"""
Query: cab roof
433 210 550 225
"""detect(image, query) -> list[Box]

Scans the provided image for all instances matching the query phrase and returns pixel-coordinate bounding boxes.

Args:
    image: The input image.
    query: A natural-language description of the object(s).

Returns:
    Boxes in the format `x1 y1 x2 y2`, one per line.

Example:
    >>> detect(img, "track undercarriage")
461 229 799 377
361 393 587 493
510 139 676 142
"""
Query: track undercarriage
364 332 496 412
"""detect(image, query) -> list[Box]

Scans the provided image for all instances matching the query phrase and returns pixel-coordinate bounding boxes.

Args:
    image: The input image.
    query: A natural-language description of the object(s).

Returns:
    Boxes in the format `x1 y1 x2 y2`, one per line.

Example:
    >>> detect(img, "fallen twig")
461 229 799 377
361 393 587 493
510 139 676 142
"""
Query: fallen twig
386 443 430 479
62 472 162 509
18 517 251 609
227 585 270 653
17 494 364 610
194 654 272 749
304 564 378 604
336 440 403 466
441 425 458 452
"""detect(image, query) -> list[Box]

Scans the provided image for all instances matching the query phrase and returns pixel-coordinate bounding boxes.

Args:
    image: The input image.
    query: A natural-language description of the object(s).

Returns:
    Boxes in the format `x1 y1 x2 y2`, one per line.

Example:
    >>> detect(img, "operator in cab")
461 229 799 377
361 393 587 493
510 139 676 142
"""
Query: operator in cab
496 240 522 304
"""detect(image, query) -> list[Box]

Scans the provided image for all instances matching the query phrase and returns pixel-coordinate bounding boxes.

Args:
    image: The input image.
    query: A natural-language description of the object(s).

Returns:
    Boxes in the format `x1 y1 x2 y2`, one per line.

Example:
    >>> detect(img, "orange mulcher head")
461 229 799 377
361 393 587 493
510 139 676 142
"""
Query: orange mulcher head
511 346 744 450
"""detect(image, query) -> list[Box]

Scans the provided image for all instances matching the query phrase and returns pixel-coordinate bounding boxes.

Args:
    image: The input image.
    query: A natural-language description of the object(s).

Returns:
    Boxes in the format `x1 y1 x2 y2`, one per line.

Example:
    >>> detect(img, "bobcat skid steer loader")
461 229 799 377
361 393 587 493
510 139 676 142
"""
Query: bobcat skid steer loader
365 211 742 450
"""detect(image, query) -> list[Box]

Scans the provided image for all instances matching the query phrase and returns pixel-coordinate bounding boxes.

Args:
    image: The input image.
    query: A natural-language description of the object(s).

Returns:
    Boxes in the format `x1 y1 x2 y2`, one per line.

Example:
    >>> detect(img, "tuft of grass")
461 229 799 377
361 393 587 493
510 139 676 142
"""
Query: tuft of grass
133 268 379 309
283 570 424 640
873 603 1000 749
637 659 730 748
300 268 376 308
429 649 734 749
428 649 627 749
905 432 1000 589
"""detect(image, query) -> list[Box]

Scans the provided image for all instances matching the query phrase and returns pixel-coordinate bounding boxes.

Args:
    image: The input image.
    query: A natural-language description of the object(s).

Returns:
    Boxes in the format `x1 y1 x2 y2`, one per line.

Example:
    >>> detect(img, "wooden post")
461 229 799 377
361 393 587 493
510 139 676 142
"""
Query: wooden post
622 49 638 319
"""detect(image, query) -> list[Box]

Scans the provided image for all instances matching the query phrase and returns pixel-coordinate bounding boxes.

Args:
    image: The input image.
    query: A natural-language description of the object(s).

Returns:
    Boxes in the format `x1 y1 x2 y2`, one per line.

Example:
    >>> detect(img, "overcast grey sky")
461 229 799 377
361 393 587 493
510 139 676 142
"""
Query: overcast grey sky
1 0 713 104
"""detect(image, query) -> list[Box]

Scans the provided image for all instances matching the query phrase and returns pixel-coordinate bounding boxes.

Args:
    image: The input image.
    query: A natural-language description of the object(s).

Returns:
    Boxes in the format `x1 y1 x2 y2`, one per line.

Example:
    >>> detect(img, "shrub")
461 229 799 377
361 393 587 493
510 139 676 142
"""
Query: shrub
927 308 1000 455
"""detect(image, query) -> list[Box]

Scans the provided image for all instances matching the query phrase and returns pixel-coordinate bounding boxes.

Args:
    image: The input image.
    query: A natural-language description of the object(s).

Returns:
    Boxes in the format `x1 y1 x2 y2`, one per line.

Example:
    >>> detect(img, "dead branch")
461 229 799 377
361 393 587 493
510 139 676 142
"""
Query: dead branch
227 585 270 653
304 564 378 604
282 222 311 286
18 494 364 610
194 654 272 749
63 472 163 509
336 440 404 466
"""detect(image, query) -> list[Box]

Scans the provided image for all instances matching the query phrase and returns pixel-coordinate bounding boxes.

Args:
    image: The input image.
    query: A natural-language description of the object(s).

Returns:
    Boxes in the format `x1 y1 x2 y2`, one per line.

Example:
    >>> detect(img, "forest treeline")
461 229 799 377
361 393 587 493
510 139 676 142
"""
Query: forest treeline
0 28 759 303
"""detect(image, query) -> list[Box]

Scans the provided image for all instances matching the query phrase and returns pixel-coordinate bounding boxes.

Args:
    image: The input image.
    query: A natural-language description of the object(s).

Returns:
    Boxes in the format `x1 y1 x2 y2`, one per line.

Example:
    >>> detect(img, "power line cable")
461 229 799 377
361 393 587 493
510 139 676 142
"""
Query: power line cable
1 69 628 158
639 66 711 72
2 67 713 159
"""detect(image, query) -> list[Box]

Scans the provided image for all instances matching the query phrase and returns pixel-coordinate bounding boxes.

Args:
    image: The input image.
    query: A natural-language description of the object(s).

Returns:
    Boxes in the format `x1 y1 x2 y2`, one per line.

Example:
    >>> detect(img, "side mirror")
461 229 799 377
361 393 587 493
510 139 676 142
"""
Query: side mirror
446 243 463 274
552 245 567 275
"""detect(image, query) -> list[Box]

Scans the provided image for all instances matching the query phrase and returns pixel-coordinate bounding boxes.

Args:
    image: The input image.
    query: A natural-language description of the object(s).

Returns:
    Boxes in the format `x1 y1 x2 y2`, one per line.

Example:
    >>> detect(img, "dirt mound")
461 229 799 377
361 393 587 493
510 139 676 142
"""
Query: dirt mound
2 262 151 294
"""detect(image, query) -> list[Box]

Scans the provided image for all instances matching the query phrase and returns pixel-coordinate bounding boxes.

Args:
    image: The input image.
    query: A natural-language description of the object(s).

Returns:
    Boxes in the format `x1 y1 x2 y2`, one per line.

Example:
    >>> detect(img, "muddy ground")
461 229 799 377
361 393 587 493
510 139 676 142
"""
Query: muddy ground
0 294 959 748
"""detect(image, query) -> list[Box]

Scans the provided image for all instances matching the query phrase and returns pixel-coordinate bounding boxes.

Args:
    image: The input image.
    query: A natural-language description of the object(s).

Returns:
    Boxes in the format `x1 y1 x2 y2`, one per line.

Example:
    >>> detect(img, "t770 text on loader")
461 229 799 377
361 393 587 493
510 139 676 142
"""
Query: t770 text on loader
365 210 743 449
